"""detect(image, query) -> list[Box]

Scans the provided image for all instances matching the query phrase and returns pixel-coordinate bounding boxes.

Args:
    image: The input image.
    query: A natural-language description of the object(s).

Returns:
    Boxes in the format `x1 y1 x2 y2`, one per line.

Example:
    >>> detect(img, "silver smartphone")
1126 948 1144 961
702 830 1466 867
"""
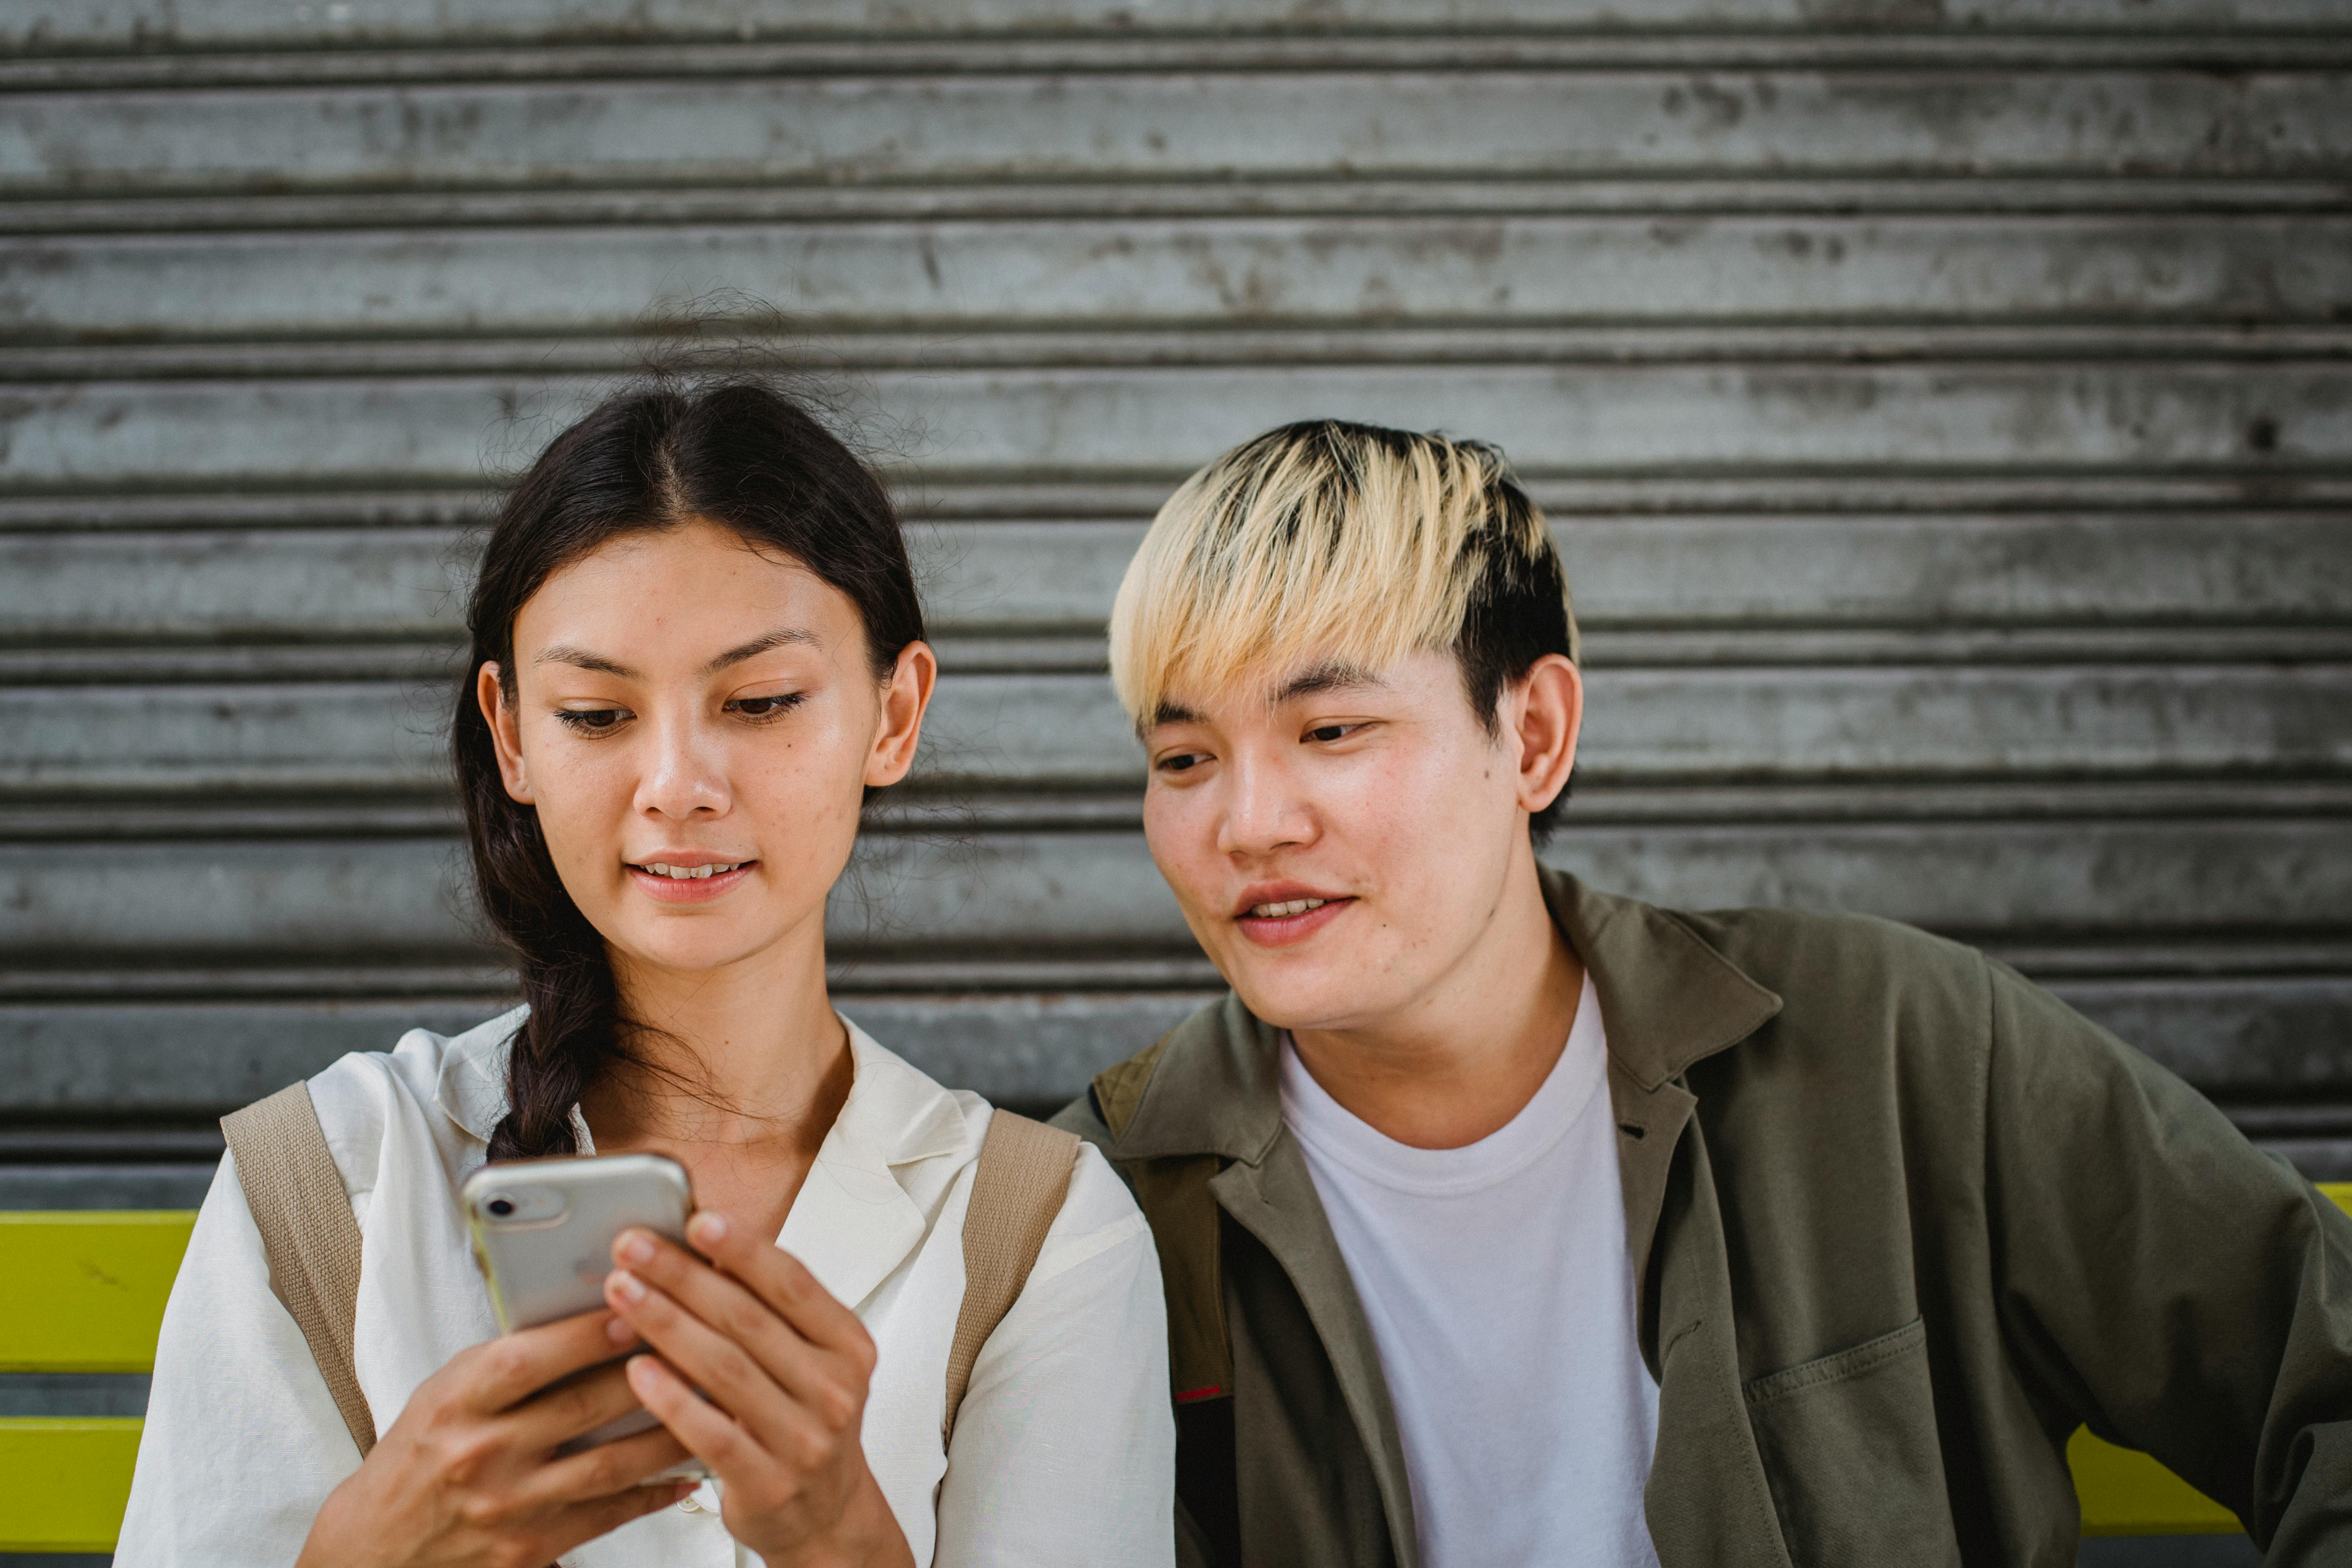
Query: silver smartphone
461 1153 707 1480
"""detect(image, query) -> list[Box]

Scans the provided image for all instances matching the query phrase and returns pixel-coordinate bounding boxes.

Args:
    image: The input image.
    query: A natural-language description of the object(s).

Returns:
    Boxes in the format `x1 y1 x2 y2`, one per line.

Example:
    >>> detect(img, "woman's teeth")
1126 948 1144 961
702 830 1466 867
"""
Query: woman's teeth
1251 898 1327 919
642 862 740 880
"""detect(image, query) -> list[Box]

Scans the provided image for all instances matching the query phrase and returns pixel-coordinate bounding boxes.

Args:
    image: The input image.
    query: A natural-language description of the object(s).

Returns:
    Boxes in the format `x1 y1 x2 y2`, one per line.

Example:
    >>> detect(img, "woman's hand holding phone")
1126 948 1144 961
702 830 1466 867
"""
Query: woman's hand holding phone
603 1210 917 1568
293 1308 695 1568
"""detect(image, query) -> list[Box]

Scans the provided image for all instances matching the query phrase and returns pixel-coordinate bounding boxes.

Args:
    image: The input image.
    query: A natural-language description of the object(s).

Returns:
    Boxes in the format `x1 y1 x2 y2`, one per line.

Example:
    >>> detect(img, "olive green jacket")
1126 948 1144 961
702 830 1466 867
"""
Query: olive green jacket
1053 870 2352 1567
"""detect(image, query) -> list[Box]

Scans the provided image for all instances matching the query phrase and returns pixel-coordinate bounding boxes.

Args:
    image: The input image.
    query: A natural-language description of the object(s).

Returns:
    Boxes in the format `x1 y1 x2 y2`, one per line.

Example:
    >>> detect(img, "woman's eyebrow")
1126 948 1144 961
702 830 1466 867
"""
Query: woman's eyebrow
704 627 819 675
535 644 636 677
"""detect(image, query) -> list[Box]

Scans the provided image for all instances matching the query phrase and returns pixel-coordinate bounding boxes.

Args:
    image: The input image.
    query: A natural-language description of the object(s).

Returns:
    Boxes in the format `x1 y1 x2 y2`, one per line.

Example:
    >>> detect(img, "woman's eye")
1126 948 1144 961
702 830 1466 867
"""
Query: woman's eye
727 693 806 720
554 707 627 733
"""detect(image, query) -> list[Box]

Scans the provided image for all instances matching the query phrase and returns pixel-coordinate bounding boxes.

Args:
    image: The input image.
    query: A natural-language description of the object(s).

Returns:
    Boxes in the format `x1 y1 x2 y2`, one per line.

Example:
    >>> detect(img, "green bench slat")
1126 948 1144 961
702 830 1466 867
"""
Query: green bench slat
0 1418 144 1553
0 1212 198 1374
6 1187 2348 1549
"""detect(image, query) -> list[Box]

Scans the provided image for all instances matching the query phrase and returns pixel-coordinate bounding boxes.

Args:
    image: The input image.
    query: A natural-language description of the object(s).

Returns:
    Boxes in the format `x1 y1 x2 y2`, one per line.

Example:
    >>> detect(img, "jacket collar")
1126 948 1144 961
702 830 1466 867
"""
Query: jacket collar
434 1007 970 1310
1542 870 1782 1093
1110 868 1782 1164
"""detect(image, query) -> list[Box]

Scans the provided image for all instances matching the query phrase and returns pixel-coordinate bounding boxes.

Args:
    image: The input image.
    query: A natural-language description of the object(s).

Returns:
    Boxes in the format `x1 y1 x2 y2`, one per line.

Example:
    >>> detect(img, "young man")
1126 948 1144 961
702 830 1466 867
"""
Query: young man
1053 421 2352 1567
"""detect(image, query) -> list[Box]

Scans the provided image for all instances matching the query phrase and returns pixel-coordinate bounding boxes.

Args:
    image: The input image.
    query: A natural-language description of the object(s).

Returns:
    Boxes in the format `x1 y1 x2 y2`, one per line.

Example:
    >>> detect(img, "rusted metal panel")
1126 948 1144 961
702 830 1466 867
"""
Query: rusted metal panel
8 514 2349 646
13 0 2352 57
10 215 2352 340
7 362 2347 488
7 70 2349 198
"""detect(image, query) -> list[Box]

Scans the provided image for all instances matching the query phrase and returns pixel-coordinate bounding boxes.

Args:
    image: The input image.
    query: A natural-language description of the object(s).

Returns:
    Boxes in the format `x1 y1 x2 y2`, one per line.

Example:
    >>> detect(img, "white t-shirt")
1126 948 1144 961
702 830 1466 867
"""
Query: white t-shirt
1280 973 1661 1568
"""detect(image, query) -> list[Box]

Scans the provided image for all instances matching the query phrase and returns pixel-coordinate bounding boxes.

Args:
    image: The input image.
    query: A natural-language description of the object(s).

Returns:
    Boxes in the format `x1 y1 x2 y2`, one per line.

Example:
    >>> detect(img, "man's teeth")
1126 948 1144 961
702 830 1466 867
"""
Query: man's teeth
642 862 740 880
1250 898 1328 919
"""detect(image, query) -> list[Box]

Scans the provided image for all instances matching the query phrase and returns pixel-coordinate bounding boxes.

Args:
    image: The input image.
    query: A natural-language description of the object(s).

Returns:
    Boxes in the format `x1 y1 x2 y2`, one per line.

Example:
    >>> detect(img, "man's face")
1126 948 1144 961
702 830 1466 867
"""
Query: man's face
1140 648 1578 1034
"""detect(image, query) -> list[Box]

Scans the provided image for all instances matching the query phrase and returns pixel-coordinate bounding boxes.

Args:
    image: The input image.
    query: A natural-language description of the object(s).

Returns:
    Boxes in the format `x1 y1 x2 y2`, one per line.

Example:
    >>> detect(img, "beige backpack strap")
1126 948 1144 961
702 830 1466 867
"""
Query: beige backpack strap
942 1109 1081 1446
220 1081 378 1457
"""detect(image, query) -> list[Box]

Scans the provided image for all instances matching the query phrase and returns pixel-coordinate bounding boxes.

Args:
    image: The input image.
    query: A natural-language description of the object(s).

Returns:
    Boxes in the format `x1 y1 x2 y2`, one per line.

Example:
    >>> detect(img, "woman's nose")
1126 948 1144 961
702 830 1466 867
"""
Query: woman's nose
635 716 730 818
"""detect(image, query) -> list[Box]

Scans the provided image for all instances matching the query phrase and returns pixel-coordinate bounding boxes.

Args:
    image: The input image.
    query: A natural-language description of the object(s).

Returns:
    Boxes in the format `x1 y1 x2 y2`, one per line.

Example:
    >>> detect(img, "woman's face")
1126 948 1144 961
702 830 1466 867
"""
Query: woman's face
478 519 934 985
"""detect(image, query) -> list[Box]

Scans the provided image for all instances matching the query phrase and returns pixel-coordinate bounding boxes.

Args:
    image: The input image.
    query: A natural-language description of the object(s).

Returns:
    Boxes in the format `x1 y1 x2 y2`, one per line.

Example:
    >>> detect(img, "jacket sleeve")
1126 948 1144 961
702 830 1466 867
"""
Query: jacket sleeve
1982 957 2352 1555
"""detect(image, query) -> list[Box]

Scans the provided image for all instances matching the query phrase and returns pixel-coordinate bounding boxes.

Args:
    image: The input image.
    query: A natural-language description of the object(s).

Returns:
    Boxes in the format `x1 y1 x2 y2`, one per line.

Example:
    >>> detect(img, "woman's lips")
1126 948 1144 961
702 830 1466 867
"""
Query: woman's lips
626 861 757 904
1234 896 1354 948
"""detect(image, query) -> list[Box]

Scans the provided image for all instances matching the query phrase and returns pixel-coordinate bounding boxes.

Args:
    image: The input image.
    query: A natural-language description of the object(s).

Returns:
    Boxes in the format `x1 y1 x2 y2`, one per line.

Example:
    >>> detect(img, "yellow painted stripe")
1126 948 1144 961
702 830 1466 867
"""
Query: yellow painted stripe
0 1212 197 1373
0 1417 144 1552
2072 1428 2243 1535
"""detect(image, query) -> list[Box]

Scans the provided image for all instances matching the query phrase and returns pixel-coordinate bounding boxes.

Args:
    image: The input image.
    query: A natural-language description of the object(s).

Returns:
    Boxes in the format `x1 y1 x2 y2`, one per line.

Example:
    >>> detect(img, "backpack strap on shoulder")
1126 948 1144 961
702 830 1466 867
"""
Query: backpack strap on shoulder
943 1108 1081 1446
220 1081 378 1457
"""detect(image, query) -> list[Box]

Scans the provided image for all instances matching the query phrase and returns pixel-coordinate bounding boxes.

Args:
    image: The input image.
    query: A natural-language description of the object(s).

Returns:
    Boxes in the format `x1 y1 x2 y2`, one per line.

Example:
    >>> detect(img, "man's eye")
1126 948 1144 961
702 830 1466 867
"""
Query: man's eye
1305 724 1352 743
1157 751 1207 774
554 707 627 733
727 693 806 720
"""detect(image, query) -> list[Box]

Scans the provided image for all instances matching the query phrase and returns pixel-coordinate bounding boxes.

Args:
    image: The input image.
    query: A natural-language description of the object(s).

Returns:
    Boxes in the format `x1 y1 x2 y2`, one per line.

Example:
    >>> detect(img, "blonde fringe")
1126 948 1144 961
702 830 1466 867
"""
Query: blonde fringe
1109 423 1571 722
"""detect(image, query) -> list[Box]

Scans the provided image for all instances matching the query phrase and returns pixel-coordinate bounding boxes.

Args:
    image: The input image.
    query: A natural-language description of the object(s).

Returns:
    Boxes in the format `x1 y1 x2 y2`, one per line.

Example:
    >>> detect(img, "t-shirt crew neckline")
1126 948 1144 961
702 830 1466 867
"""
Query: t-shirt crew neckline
1278 970 1611 1198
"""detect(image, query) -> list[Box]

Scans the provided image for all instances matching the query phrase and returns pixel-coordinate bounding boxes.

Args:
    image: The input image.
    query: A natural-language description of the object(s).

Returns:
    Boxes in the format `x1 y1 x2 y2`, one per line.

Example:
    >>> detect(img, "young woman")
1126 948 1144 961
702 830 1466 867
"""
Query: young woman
117 380 1174 1568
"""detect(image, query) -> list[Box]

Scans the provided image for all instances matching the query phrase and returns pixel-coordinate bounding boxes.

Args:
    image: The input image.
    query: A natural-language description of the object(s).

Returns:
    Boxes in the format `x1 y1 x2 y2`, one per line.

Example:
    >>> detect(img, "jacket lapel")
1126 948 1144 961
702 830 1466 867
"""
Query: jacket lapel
1213 1140 1421 1568
1540 871 1782 1316
1543 872 1794 1567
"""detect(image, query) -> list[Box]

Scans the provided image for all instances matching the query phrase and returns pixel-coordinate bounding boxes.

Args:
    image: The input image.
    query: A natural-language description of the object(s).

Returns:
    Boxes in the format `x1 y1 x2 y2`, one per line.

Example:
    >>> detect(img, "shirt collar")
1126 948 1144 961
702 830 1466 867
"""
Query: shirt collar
435 1004 529 1145
434 1007 971 1308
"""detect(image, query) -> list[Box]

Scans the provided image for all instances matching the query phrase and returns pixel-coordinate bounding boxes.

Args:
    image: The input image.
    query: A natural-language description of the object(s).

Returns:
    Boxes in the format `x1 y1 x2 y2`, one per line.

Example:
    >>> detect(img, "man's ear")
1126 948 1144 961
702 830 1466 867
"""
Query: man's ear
477 662 534 804
1508 654 1582 816
866 639 940 788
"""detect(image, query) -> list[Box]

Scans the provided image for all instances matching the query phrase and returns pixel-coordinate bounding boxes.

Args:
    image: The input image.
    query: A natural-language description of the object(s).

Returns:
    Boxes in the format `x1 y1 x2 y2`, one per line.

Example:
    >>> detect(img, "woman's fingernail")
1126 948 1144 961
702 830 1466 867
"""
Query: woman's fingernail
609 1269 647 1303
689 1212 727 1246
617 1231 654 1266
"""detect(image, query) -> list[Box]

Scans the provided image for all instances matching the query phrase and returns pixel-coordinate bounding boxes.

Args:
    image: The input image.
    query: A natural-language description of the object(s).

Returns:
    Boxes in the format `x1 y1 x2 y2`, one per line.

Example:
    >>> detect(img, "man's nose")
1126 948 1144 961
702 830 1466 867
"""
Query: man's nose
1217 753 1313 858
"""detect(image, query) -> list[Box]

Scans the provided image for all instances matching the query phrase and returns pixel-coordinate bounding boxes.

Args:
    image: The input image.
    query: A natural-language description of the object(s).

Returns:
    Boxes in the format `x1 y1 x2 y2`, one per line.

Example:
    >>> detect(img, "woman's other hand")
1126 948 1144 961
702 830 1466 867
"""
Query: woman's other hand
604 1212 916 1568
294 1308 693 1568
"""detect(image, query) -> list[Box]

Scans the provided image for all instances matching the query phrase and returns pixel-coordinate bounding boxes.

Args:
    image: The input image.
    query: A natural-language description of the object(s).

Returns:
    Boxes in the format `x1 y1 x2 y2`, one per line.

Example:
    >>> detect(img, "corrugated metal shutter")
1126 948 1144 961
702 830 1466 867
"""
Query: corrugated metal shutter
3 0 2348 1211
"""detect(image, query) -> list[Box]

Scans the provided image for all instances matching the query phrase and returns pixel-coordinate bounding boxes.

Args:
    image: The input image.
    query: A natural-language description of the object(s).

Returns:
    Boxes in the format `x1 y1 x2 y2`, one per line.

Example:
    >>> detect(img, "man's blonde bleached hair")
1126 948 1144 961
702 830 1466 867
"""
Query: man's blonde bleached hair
1109 419 1579 727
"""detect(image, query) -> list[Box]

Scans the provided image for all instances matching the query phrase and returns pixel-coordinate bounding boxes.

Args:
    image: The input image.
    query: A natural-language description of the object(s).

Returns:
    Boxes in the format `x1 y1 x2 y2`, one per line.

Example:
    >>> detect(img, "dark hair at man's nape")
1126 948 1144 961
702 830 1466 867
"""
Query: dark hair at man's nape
452 378 925 1163
1452 465 1577 845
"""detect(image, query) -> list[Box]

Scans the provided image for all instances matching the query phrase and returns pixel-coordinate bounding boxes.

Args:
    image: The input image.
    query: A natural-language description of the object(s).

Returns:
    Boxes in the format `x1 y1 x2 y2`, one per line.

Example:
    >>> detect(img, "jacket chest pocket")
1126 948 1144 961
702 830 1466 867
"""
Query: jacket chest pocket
1741 1318 1962 1568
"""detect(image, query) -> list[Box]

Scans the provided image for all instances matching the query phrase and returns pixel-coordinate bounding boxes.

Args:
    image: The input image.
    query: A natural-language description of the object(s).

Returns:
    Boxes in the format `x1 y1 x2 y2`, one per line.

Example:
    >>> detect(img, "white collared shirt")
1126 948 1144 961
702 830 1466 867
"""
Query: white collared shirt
117 1009 1174 1568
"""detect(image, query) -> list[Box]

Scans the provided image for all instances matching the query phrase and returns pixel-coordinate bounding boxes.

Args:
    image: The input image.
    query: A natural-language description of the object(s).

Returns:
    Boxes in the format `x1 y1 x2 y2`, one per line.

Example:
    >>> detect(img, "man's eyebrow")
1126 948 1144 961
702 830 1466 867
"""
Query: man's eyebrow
702 627 818 677
1270 661 1381 706
535 645 638 678
1148 699 1206 728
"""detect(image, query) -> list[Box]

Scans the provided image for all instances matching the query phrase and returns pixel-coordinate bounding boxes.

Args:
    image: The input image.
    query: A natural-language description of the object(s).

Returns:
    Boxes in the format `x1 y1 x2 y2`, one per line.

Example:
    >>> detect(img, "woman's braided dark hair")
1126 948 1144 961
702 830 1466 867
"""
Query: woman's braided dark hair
452 378 923 1162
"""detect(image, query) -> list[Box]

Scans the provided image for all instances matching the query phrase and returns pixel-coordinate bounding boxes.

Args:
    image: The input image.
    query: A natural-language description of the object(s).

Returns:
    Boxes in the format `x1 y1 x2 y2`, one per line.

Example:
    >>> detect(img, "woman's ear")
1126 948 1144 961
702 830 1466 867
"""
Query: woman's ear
1510 654 1582 816
476 661 535 803
865 640 939 789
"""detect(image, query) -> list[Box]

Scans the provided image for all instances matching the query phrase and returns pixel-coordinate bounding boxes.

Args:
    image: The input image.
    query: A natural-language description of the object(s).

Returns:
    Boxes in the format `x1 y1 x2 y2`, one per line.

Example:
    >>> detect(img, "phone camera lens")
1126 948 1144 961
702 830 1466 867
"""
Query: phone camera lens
486 1197 516 1217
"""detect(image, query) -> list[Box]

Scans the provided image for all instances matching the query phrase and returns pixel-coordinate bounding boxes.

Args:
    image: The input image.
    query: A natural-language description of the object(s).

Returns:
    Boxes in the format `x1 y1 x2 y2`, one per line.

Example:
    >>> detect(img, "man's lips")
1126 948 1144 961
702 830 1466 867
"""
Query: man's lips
1232 891 1356 948
625 858 758 903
